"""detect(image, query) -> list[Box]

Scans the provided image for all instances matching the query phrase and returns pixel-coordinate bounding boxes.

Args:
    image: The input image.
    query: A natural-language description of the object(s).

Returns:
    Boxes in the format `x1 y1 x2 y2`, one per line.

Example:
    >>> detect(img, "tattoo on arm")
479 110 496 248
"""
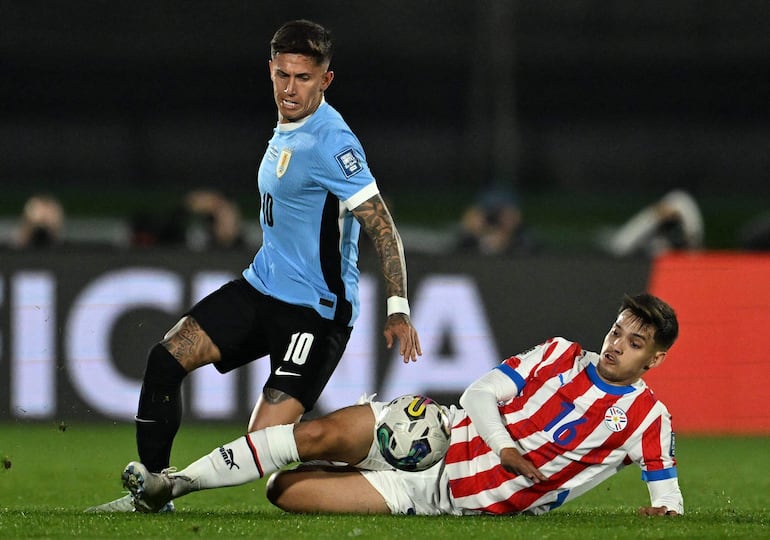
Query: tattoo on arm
353 194 407 298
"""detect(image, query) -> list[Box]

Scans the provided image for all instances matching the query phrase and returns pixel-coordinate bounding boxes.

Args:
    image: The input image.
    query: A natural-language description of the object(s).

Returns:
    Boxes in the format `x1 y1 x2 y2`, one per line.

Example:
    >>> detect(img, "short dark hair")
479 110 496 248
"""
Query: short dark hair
620 293 679 350
270 20 334 66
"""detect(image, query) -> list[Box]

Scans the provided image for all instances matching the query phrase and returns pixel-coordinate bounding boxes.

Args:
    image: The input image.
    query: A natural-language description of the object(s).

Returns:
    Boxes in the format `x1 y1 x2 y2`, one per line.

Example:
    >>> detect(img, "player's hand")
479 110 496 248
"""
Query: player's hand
499 447 547 483
638 506 679 516
383 313 422 363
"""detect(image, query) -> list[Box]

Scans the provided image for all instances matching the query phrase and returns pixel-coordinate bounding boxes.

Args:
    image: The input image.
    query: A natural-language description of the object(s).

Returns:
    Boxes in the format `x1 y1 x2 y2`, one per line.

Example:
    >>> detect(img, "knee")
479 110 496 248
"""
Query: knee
160 316 220 370
294 405 374 462
293 420 330 457
265 471 290 509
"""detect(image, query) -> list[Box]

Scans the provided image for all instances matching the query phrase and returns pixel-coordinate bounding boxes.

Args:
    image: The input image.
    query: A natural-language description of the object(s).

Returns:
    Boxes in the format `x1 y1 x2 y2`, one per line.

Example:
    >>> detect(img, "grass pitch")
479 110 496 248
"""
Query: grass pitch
1 422 768 539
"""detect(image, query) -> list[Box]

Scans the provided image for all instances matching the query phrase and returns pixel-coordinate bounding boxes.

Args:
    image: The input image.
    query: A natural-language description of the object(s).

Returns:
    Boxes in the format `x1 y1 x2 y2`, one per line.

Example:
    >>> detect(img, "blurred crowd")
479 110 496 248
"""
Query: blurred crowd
3 187 770 255
454 185 770 256
129 190 246 250
454 186 712 257
2 190 252 252
11 194 66 249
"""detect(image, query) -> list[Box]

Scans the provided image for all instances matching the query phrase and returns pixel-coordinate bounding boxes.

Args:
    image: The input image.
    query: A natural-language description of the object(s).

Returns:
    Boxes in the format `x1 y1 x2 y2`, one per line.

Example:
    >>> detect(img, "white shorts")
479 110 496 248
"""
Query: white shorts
357 399 474 516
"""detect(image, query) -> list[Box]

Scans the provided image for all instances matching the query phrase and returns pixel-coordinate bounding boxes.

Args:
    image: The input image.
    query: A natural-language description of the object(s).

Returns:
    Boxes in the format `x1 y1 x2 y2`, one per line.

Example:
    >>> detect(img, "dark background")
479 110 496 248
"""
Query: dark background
0 249 651 420
2 0 769 247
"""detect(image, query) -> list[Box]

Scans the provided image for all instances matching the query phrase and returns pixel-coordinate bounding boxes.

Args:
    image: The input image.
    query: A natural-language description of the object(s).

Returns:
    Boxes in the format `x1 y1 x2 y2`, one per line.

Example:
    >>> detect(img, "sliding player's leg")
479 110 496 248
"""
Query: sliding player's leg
122 403 377 512
266 465 390 514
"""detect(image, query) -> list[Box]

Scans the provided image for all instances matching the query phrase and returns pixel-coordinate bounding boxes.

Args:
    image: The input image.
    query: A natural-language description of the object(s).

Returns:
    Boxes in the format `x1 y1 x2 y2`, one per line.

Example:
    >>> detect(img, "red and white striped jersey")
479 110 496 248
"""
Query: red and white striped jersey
444 337 678 515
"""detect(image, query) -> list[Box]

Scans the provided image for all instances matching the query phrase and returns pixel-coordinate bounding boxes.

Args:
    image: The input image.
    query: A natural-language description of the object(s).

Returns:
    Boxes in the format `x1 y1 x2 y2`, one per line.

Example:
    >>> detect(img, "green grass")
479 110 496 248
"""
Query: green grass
1 423 768 539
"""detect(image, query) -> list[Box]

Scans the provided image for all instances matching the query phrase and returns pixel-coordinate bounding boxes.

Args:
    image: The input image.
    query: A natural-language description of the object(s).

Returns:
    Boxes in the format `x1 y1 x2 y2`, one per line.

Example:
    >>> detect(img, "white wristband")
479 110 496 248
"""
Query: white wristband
386 296 410 317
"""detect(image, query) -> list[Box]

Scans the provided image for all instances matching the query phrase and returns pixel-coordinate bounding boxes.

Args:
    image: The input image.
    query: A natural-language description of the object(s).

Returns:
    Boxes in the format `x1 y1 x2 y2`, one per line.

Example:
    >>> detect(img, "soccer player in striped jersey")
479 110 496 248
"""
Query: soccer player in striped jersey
120 293 682 517
86 19 421 513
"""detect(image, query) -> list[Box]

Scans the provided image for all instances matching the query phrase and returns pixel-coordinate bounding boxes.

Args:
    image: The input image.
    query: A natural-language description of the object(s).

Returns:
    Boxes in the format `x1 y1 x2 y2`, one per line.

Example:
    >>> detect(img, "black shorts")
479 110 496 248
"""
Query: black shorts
186 278 352 412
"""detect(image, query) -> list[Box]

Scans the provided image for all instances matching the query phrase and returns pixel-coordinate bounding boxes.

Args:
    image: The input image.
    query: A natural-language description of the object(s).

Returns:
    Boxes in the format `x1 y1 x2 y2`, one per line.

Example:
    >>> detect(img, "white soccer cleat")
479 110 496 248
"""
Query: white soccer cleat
121 462 176 513
84 492 176 513
84 493 135 513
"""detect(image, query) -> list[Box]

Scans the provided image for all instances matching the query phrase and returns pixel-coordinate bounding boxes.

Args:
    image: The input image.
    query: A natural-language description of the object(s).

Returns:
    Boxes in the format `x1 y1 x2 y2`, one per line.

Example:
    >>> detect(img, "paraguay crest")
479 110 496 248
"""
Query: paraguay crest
603 406 628 432
276 148 292 178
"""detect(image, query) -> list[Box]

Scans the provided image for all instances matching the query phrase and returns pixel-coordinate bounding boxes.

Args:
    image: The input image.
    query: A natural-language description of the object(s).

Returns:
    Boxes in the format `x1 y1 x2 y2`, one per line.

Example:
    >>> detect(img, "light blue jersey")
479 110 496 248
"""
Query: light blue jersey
243 101 379 326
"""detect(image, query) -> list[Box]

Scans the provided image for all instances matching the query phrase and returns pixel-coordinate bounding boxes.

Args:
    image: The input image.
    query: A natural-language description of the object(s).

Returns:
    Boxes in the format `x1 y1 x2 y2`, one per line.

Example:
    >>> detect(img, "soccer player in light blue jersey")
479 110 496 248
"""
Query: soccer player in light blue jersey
87 19 421 513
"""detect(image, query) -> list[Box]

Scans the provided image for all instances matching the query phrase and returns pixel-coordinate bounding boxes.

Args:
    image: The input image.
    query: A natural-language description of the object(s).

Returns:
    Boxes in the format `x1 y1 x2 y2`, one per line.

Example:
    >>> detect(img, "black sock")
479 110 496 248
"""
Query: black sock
135 343 188 472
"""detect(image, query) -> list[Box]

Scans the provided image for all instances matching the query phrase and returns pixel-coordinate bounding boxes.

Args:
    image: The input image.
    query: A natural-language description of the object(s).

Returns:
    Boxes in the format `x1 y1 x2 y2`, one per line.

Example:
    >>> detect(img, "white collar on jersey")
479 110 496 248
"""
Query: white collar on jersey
276 96 326 132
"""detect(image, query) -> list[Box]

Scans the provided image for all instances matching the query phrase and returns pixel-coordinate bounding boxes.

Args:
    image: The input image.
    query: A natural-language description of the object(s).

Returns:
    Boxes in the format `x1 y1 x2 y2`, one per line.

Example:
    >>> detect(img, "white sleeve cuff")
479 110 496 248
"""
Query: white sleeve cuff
647 477 684 515
344 182 379 210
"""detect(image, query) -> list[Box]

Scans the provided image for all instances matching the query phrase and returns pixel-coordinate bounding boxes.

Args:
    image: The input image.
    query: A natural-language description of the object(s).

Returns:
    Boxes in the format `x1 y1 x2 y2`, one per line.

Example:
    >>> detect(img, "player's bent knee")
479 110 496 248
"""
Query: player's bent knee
265 471 284 507
159 316 220 370
265 470 305 512
293 419 330 456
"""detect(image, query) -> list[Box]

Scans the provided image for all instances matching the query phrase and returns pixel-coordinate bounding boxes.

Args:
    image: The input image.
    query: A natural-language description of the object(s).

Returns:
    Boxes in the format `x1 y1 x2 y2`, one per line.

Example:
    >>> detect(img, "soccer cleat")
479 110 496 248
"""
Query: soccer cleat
121 462 176 513
84 493 135 513
84 493 176 513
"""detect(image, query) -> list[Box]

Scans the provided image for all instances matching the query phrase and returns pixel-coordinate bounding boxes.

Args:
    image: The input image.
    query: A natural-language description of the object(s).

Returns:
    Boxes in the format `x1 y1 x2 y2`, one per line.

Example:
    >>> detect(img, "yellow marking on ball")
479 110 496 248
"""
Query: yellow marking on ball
406 397 426 417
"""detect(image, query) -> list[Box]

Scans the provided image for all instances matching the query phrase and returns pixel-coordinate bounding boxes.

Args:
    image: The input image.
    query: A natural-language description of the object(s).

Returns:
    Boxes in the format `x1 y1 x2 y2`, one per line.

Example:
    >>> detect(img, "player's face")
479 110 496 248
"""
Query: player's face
269 53 334 123
597 310 666 386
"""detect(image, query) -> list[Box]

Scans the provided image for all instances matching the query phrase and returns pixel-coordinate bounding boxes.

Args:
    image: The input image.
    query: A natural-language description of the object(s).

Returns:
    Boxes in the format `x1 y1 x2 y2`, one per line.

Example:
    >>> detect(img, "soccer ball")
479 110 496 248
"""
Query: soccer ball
375 395 451 472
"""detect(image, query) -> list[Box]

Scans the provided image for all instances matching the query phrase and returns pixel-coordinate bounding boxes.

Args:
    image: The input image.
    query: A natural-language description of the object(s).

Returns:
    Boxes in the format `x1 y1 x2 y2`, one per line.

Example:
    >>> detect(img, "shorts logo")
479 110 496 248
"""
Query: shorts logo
603 406 628 432
275 365 301 377
276 148 292 178
335 148 362 178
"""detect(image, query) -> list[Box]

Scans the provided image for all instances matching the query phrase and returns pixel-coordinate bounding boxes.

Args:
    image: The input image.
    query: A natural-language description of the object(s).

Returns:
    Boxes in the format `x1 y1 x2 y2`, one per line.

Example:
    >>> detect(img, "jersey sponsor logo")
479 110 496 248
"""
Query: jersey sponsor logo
276 148 292 178
335 148 363 178
603 406 628 432
274 365 301 377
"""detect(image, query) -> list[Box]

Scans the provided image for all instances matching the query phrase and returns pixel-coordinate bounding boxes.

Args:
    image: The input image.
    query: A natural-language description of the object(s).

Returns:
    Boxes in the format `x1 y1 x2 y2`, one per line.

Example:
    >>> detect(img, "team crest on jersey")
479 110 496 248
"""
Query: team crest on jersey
276 148 292 178
335 148 362 178
603 406 628 432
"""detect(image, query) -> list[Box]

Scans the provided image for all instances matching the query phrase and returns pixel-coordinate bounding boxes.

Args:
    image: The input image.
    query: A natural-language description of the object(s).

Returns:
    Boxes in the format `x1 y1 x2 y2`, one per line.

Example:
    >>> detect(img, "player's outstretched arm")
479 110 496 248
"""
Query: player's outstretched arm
353 194 421 362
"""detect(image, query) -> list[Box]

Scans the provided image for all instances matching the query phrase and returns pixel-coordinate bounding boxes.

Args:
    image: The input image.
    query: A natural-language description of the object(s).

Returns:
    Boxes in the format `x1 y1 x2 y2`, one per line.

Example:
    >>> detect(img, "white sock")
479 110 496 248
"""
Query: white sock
170 424 299 496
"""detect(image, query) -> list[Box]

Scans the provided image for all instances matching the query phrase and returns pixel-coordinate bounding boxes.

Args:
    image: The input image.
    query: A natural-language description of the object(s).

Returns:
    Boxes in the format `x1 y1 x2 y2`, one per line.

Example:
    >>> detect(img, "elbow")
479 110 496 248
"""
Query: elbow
458 387 475 410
